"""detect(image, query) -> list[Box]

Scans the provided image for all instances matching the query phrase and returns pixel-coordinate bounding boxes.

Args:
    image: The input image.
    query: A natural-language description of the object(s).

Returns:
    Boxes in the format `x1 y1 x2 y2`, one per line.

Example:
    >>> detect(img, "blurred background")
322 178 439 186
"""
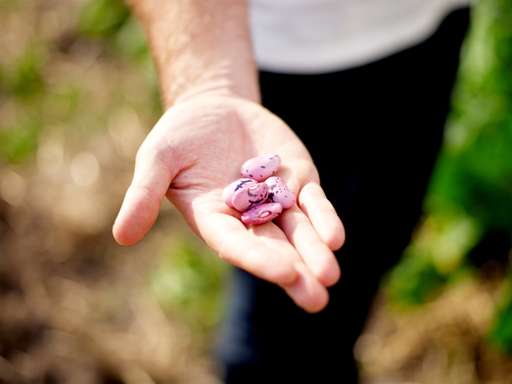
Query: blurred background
0 0 512 383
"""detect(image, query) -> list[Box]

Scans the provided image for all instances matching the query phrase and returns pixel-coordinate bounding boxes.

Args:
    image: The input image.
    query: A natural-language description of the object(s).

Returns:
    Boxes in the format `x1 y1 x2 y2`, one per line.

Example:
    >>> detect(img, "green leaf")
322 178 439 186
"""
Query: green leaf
78 0 130 38
0 119 41 164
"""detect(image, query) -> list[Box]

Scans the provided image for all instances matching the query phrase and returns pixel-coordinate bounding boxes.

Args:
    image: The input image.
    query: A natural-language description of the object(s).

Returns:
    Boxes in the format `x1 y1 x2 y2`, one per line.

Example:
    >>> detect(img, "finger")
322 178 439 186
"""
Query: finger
276 206 341 287
299 182 345 251
113 149 177 246
250 222 329 312
196 210 299 285
195 206 329 311
282 261 330 313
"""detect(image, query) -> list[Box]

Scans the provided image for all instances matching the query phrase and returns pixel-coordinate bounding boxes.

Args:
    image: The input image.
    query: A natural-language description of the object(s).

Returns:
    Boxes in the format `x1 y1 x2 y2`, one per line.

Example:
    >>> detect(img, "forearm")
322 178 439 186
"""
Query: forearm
128 0 259 107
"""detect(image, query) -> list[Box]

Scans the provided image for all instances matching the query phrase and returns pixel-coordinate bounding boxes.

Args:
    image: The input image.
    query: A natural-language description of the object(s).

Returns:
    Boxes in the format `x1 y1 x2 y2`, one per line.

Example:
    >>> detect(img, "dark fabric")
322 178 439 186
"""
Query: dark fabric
216 7 471 383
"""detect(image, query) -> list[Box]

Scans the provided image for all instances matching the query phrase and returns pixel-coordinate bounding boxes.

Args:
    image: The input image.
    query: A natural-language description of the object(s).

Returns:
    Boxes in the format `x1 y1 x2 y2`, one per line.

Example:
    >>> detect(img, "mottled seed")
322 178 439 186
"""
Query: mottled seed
231 182 268 212
264 176 296 209
240 202 283 225
241 154 281 181
222 178 256 208
223 155 297 225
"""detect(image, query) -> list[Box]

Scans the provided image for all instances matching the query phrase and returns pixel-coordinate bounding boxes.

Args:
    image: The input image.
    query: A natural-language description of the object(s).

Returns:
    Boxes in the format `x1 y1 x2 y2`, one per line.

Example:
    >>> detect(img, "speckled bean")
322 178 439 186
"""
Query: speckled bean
222 178 256 208
240 154 281 182
231 182 268 212
264 176 296 209
240 202 283 225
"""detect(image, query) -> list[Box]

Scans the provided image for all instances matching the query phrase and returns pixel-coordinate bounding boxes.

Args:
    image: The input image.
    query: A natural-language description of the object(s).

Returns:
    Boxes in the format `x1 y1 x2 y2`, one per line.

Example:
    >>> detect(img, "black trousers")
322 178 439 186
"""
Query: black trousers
217 8 470 383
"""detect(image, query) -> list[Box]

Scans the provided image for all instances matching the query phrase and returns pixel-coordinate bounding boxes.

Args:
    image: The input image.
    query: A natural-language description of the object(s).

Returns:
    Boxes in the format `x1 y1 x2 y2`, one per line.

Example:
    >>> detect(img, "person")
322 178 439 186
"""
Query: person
113 1 471 382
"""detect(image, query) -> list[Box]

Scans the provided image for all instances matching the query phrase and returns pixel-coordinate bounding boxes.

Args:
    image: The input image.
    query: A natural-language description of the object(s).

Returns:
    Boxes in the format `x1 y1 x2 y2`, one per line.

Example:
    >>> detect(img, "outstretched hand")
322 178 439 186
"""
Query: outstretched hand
113 94 345 312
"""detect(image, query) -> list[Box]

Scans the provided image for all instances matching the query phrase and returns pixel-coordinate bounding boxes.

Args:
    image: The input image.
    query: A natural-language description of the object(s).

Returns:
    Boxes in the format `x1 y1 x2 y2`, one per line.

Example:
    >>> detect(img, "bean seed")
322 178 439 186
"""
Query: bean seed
240 154 281 182
265 176 296 209
240 202 283 225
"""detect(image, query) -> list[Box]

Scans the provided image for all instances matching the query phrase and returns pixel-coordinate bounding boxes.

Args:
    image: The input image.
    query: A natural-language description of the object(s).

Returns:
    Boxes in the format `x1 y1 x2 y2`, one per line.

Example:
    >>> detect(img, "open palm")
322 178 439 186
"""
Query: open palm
113 95 344 312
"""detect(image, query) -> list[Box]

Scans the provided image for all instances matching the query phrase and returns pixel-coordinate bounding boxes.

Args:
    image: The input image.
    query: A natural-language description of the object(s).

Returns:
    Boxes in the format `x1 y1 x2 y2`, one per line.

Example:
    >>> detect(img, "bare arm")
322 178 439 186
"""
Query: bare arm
128 0 259 105
114 0 345 313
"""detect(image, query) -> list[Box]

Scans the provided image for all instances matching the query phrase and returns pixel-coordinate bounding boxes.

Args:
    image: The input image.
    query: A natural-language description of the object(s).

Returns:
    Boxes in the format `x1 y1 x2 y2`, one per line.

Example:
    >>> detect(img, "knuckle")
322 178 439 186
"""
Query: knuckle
308 168 321 184
136 135 174 165
134 142 151 164
296 160 316 182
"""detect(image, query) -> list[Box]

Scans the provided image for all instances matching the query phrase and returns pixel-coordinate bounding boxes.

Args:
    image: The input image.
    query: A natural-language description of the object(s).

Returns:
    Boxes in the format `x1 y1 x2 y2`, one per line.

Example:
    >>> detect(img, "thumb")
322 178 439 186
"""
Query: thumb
113 143 179 246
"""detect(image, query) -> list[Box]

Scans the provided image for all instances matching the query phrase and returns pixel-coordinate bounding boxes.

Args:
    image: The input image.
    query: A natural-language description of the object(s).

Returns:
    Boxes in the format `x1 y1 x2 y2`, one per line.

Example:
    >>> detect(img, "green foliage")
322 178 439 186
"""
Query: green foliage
149 237 227 334
78 0 130 38
489 275 512 354
388 0 512 353
1 47 45 99
387 213 479 307
428 0 512 230
113 17 150 61
77 0 159 110
387 255 447 307
0 46 47 164
0 118 40 164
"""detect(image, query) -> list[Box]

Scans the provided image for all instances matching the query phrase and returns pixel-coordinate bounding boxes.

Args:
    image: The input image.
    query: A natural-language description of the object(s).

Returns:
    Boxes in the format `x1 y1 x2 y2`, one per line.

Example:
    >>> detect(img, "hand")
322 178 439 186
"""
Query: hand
113 93 345 312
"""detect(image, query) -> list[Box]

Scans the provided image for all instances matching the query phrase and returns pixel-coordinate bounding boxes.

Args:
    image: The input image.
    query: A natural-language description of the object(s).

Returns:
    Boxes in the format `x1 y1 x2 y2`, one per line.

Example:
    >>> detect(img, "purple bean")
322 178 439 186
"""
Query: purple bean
231 182 268 212
264 176 296 209
222 178 256 208
240 202 283 225
240 154 281 182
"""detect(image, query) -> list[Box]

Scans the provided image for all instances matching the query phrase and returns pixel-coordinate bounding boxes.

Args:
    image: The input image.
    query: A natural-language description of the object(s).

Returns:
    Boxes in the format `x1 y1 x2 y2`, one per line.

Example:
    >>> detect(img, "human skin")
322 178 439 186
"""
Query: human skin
113 0 345 312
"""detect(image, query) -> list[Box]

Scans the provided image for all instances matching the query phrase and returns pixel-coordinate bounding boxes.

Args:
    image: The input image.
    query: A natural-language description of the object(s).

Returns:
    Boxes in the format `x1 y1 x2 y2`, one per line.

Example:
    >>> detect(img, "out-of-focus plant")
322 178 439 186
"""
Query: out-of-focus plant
78 0 130 39
430 0 512 230
149 237 227 336
78 0 161 113
0 118 41 164
387 0 512 353
489 274 512 354
114 17 150 61
1 47 45 99
78 0 150 60
0 45 46 164
0 0 159 165
388 213 479 307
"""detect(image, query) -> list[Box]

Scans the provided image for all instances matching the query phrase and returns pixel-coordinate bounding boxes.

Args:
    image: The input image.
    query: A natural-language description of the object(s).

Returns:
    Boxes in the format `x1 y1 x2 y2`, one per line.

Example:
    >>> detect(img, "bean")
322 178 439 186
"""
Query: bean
222 178 256 208
240 154 281 182
231 182 268 212
265 176 296 209
240 202 283 225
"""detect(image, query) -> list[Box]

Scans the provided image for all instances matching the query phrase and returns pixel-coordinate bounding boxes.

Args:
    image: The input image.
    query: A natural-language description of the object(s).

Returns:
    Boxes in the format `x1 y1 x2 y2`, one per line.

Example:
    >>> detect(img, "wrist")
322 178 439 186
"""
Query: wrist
163 60 260 107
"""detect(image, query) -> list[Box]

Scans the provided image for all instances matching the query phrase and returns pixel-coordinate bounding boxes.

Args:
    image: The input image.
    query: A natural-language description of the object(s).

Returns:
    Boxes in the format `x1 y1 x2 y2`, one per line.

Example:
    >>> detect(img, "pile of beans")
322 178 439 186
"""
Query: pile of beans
222 154 296 225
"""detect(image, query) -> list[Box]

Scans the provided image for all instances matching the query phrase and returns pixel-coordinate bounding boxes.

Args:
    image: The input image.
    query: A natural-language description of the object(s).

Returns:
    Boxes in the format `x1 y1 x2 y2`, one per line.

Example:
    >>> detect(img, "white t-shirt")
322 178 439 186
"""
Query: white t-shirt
249 0 471 73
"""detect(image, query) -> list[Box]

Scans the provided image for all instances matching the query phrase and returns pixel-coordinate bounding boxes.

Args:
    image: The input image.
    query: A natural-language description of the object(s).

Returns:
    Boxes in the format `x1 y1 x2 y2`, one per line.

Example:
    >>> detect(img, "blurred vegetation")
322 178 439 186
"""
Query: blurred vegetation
0 0 157 164
490 275 512 354
150 237 228 336
387 0 512 355
78 0 130 39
